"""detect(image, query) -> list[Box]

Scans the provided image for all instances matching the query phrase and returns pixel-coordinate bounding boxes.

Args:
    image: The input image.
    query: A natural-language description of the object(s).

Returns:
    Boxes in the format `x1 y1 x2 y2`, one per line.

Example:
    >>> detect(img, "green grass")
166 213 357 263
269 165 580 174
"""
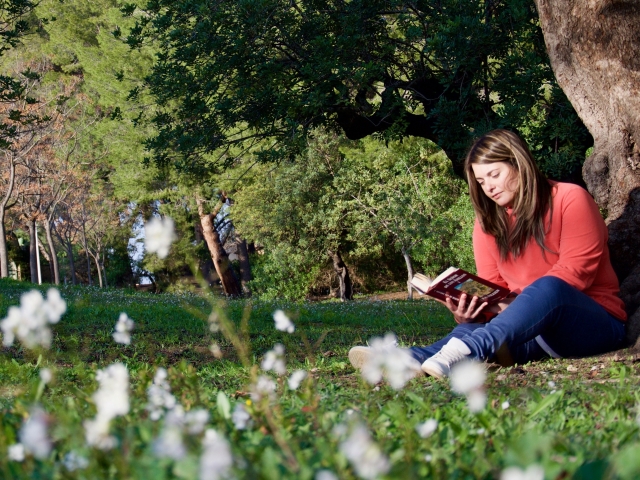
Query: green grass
1 278 640 479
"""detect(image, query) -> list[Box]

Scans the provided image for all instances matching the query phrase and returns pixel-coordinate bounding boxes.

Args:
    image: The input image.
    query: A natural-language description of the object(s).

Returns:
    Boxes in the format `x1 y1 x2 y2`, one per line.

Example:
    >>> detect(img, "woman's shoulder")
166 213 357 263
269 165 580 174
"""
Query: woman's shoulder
549 180 600 213
549 180 592 201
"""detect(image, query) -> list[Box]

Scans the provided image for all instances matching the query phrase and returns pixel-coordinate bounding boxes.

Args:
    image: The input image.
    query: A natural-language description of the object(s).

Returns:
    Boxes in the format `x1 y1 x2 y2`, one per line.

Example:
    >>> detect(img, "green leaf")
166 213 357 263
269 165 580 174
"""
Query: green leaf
217 391 231 419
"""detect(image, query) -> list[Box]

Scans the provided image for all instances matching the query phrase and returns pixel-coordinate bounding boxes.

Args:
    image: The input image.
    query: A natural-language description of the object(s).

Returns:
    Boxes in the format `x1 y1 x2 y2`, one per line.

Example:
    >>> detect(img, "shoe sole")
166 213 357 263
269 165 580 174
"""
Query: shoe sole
421 361 446 379
348 347 371 370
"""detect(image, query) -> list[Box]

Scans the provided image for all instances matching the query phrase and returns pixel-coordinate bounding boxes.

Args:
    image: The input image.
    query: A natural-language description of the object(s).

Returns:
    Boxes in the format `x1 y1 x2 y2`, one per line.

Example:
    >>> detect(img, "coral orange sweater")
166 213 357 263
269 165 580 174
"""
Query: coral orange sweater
473 181 627 321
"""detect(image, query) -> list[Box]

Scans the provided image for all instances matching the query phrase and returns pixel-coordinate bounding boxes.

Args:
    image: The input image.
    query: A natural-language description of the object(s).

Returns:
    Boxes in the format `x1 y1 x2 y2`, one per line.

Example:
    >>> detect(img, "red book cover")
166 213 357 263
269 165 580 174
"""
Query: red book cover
411 268 510 305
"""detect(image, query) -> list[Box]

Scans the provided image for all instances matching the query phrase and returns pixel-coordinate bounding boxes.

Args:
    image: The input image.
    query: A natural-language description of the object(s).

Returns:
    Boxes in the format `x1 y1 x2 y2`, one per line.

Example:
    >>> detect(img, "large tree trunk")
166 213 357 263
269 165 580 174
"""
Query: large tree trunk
237 238 252 297
535 0 640 330
28 219 38 283
44 220 60 285
196 196 242 296
329 250 353 301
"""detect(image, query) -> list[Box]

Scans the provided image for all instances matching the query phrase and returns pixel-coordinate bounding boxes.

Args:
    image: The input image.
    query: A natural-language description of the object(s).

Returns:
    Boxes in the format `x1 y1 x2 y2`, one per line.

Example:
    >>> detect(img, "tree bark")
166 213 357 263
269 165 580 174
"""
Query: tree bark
403 249 414 301
329 250 353 301
44 219 60 285
91 252 103 288
196 195 242 296
28 218 38 283
0 157 16 278
66 240 76 285
81 204 92 286
237 238 252 297
534 0 640 326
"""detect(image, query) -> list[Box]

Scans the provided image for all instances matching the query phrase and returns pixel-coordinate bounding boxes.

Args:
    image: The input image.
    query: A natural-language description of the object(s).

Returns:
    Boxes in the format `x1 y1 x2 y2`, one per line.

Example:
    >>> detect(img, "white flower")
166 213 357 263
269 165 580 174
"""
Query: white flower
450 360 486 394
199 429 233 480
548 381 556 388
93 363 130 419
339 423 390 480
62 451 89 471
360 333 421 390
501 401 510 410
231 404 251 430
39 368 52 384
45 289 66 323
250 375 276 402
8 443 25 462
288 370 307 390
416 419 438 438
500 464 545 480
113 313 135 345
466 389 487 413
144 216 176 259
424 454 433 462
315 470 339 480
85 363 130 449
84 417 116 450
273 309 295 333
153 406 209 459
20 408 51 460
185 408 210 435
261 344 286 376
1 289 66 349
147 367 177 421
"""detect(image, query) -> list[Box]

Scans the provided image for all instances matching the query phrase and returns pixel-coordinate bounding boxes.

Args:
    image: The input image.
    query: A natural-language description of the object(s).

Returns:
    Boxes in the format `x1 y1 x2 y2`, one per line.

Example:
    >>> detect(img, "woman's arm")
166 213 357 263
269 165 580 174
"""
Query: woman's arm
472 220 509 288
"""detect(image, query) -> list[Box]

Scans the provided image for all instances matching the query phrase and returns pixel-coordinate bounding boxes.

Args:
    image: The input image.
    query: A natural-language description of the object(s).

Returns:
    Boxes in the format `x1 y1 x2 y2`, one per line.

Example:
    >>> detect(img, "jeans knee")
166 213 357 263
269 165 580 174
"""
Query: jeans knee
526 276 574 301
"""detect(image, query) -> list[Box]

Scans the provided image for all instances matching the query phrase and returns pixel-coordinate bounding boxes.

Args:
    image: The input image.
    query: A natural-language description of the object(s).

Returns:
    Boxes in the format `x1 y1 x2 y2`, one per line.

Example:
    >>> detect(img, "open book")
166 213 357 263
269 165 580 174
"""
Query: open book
411 267 510 305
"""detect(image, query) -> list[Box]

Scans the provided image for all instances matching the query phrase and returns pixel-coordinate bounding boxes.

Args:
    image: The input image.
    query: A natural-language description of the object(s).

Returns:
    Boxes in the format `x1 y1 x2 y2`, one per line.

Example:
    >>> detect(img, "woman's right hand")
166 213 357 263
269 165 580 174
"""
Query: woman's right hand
440 293 488 324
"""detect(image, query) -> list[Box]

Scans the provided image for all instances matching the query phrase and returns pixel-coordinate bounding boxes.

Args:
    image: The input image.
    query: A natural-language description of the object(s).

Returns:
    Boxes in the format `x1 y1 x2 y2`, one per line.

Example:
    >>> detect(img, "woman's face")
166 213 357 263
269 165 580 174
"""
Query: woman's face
471 162 518 208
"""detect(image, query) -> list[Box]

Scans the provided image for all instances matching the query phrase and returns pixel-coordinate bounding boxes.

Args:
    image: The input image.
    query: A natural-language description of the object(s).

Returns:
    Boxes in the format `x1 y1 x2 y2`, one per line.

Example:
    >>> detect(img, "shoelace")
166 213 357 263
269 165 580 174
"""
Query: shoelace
432 345 466 365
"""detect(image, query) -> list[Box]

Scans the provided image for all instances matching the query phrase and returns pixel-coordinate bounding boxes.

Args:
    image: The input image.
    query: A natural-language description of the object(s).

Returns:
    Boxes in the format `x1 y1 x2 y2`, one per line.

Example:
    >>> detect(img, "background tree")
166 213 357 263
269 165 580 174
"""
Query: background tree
338 137 474 299
534 0 640 327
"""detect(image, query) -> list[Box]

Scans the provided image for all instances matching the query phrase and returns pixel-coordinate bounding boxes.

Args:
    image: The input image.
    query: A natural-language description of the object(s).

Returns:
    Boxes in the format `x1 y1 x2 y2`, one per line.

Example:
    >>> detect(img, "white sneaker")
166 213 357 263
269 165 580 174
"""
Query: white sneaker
348 346 372 370
421 338 472 379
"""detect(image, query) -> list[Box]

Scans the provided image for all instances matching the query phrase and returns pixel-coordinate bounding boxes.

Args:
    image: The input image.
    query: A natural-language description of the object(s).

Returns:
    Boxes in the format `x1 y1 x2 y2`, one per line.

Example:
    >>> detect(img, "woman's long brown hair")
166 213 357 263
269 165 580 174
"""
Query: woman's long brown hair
464 129 553 260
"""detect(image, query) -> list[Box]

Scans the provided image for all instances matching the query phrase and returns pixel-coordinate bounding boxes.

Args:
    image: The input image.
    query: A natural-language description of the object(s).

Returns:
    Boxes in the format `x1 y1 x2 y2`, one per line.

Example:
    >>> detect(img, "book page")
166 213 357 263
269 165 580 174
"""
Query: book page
429 267 458 287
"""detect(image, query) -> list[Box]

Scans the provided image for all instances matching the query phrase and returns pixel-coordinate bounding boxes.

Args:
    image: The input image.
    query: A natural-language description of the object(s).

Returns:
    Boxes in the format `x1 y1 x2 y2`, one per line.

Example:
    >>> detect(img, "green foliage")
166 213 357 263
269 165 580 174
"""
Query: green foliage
230 132 475 299
126 0 591 177
247 246 322 301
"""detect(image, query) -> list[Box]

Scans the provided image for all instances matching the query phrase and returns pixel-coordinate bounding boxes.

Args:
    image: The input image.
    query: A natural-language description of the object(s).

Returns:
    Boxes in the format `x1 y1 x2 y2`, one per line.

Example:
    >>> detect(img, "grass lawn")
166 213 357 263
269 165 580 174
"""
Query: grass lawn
1 278 640 479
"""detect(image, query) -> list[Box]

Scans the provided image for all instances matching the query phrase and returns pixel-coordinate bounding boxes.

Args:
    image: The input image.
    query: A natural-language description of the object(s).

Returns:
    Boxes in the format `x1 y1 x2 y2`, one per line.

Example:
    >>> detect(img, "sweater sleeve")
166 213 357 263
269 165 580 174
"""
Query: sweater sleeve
544 186 606 290
472 220 508 288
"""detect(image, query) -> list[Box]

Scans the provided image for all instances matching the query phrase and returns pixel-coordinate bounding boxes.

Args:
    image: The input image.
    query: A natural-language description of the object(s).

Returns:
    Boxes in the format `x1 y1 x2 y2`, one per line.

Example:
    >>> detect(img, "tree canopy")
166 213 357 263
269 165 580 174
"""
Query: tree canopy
127 0 591 179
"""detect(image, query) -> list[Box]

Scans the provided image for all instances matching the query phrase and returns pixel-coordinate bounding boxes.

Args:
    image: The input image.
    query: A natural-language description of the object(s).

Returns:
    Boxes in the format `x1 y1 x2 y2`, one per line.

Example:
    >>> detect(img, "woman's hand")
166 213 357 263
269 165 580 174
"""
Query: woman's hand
485 296 516 315
442 293 489 324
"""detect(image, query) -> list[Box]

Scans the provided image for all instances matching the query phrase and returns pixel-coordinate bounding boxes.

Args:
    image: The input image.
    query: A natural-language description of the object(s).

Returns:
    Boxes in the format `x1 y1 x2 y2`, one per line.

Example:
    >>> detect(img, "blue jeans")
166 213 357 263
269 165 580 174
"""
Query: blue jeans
410 276 626 365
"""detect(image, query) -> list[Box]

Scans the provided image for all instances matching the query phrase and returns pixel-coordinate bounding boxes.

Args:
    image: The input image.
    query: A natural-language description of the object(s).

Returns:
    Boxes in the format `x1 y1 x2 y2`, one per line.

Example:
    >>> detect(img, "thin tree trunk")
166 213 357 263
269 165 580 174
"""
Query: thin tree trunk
28 218 38 283
403 249 414 300
81 205 91 286
196 196 242 296
0 212 8 279
44 220 60 284
102 252 107 288
237 238 252 296
91 252 103 288
329 249 353 301
0 157 16 278
37 239 53 282
66 240 76 285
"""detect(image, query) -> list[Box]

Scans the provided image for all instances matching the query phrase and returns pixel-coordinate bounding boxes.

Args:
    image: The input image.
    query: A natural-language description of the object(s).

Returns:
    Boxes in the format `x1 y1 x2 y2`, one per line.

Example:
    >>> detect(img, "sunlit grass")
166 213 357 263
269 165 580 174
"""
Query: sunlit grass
1 278 640 479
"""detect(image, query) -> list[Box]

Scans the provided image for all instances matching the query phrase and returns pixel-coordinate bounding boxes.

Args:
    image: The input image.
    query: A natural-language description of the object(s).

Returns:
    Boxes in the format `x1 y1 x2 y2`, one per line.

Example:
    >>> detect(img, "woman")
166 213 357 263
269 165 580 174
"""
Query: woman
349 129 627 378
